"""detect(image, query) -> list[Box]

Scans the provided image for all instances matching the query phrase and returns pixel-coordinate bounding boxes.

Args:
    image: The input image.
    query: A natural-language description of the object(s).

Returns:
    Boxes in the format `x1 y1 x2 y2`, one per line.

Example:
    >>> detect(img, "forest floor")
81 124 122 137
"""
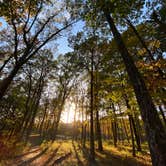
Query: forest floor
0 134 152 166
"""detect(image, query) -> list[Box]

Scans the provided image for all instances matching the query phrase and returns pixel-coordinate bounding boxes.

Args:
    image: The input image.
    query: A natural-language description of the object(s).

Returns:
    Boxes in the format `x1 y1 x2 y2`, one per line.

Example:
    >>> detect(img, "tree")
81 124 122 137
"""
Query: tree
81 1 166 165
0 49 54 141
0 0 77 99
69 32 107 160
49 53 80 140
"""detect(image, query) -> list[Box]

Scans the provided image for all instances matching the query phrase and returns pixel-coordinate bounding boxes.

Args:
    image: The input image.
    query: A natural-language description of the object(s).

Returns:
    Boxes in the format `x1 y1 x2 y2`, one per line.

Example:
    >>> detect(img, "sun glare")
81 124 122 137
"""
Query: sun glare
61 102 80 123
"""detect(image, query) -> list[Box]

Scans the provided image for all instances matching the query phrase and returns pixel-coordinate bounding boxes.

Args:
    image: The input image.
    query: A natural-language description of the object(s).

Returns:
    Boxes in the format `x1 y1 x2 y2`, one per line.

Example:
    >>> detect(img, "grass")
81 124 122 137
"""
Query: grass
96 141 152 166
0 135 152 166
0 135 29 159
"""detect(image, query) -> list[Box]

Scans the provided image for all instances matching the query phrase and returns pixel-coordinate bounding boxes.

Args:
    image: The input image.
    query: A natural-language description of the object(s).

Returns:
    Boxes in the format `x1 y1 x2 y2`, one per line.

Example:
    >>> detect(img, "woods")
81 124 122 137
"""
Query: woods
0 0 166 166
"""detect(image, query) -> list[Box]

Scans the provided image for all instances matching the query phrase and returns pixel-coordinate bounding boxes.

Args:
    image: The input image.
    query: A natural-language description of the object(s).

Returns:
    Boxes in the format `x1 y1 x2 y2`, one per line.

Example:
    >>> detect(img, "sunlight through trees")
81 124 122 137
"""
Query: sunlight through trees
0 0 165 166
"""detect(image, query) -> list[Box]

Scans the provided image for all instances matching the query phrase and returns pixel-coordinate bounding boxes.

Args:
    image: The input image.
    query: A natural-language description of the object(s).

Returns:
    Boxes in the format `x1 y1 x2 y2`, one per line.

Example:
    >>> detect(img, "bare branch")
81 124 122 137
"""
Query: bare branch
23 0 33 46
31 12 59 46
27 1 43 33
26 19 79 62
9 2 18 63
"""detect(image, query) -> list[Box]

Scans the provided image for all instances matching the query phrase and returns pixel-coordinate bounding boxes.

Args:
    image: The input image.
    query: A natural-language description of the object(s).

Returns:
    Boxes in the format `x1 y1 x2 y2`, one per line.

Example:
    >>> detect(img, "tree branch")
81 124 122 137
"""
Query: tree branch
26 19 79 62
10 3 18 63
27 0 43 33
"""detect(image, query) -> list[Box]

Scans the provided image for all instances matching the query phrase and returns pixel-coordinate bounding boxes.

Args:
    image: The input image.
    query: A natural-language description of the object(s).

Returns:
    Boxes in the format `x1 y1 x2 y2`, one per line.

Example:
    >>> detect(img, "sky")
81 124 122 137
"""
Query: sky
56 20 85 56
0 17 84 59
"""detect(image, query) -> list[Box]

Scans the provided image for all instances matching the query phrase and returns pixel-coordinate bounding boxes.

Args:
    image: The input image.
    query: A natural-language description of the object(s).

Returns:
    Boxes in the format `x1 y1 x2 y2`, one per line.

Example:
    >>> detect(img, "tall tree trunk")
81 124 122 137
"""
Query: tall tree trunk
96 110 103 151
130 115 142 151
73 102 77 141
20 74 32 137
90 49 95 161
50 113 57 139
21 73 43 137
83 109 88 147
52 107 63 140
129 114 136 157
25 83 43 141
104 11 166 166
106 119 110 139
52 95 67 140
81 99 84 144
95 69 103 151
39 102 48 136
83 124 87 148
111 122 117 147
125 96 142 152
0 64 21 100
119 118 125 144
134 114 143 143
112 103 118 147
25 102 39 141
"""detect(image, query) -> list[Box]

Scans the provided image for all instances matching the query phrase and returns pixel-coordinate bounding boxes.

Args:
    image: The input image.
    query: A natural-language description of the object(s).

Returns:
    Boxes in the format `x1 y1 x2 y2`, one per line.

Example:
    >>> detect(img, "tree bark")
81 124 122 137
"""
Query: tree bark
25 79 43 141
104 11 166 166
129 114 136 157
112 103 118 147
111 121 117 147
83 124 87 148
94 68 103 151
124 96 142 152
96 110 103 151
0 63 21 99
20 72 32 137
39 102 48 136
130 115 142 151
90 49 95 161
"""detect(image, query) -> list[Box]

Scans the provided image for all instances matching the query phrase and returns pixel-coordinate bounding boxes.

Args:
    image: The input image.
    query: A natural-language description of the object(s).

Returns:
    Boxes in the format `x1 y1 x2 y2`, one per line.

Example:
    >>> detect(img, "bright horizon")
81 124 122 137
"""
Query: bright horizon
61 102 82 123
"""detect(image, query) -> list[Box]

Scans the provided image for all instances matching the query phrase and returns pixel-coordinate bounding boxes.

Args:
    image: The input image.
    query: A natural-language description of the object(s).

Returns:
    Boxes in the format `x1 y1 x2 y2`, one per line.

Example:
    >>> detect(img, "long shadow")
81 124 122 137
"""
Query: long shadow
14 148 40 159
117 145 150 156
51 152 71 166
78 144 89 159
42 145 61 166
78 144 149 166
95 149 147 166
72 141 84 166
78 144 98 166
17 148 48 166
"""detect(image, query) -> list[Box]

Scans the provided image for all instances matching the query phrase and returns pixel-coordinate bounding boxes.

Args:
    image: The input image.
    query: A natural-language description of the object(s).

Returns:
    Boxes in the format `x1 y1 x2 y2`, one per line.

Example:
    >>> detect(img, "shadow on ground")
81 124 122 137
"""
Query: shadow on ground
95 149 150 166
77 143 149 166
72 141 84 166
42 145 61 166
51 152 71 165
17 148 48 166
77 143 99 166
14 147 40 159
